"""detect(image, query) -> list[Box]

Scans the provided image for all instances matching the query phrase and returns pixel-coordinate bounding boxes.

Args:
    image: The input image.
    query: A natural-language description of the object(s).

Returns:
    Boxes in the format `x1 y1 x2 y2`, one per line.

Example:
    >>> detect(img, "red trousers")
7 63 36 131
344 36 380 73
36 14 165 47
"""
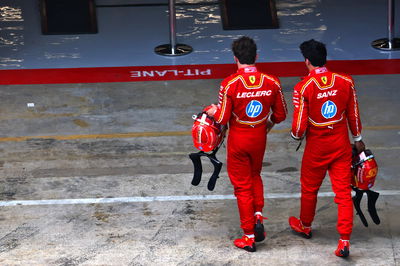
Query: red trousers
300 130 353 239
227 126 267 235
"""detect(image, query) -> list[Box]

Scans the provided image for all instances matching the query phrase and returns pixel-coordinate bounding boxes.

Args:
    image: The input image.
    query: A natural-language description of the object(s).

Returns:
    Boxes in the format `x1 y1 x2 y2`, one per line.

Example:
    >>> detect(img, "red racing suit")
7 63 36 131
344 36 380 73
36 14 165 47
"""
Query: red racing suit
291 67 362 240
213 66 287 235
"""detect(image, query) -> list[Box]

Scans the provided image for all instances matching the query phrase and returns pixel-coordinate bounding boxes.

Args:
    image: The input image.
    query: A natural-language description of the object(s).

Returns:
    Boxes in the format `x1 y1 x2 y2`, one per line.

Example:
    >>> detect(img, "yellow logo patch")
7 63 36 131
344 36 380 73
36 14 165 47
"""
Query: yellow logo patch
249 75 256 84
321 76 327 84
366 168 377 179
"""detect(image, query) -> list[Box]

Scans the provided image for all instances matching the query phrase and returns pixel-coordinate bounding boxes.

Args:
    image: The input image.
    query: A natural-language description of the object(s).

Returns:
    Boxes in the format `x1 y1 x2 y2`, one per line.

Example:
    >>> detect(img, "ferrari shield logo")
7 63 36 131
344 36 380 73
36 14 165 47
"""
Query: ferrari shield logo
249 75 256 84
321 76 327 84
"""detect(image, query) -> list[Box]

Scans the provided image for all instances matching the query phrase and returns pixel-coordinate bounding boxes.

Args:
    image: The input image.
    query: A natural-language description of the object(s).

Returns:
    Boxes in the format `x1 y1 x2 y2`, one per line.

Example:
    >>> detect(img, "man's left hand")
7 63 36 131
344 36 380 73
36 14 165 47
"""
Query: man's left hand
267 120 275 133
355 140 366 154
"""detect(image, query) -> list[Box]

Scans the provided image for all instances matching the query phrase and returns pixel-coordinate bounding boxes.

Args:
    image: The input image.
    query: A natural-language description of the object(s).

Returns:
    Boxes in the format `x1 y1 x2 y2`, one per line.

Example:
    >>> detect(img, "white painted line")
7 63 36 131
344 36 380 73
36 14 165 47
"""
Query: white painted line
0 190 399 207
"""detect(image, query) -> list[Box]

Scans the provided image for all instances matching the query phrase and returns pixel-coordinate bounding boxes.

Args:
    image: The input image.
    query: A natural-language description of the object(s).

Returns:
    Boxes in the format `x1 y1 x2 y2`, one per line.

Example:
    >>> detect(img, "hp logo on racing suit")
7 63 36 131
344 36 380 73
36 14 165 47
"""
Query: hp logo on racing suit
246 100 263 118
321 100 337 119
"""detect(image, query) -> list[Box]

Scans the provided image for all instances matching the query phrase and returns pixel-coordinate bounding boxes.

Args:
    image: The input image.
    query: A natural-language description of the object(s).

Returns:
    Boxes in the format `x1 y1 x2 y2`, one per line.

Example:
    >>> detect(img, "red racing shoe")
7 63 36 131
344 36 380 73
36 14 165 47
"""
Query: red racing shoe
234 235 256 252
288 216 312 239
254 213 267 242
335 239 350 257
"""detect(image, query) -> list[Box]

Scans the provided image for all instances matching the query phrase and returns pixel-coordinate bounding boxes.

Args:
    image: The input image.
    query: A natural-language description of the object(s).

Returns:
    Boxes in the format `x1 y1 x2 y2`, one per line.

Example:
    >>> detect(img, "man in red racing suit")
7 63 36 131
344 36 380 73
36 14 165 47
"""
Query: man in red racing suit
206 36 287 252
289 39 365 257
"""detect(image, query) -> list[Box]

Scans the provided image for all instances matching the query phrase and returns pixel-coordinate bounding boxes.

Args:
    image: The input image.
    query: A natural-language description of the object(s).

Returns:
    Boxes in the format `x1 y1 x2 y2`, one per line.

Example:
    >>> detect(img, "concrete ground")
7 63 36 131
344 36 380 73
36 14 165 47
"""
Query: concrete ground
0 75 399 265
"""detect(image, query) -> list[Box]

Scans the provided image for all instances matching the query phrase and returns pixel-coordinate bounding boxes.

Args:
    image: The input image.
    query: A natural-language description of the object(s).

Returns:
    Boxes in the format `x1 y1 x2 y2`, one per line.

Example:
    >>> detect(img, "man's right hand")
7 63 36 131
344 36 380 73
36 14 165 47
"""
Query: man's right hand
204 104 218 117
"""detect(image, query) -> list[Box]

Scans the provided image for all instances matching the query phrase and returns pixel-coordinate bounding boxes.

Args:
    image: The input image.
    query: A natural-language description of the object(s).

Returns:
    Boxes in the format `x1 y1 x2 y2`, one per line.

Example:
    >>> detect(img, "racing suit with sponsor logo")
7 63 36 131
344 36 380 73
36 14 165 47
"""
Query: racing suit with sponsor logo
291 67 362 239
213 66 287 235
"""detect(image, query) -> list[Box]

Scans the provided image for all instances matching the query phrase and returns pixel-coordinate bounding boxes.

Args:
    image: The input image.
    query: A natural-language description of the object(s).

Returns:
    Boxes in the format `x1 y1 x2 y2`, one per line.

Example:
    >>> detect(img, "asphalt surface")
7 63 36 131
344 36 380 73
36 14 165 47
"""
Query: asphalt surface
0 75 399 265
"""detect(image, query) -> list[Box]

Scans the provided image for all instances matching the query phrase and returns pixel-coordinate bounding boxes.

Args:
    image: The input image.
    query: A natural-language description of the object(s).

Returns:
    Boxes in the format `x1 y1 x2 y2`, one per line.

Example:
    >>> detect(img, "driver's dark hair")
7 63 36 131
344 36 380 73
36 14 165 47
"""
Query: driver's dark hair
300 39 327 67
232 36 257 64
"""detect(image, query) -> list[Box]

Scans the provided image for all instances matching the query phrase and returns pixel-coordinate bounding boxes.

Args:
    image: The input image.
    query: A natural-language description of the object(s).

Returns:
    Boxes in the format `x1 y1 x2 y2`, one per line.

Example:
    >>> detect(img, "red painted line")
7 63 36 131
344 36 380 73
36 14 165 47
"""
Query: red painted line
0 59 399 85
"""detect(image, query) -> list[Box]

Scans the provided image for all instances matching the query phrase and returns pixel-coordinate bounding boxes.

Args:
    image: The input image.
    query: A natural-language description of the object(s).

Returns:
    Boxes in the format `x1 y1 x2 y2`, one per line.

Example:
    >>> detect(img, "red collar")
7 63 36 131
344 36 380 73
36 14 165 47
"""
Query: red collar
238 66 257 74
309 67 328 76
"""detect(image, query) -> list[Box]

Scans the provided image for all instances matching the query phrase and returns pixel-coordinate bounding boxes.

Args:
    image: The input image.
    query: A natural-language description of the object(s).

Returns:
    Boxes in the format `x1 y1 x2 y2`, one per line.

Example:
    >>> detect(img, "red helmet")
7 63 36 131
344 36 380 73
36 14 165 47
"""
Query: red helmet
191 112 225 152
352 149 378 190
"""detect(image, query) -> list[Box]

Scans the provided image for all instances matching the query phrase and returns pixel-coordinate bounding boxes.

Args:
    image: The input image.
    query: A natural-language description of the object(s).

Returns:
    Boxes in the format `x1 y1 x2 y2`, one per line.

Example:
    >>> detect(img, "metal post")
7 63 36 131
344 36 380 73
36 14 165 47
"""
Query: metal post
155 0 192 56
169 0 177 55
372 0 400 51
